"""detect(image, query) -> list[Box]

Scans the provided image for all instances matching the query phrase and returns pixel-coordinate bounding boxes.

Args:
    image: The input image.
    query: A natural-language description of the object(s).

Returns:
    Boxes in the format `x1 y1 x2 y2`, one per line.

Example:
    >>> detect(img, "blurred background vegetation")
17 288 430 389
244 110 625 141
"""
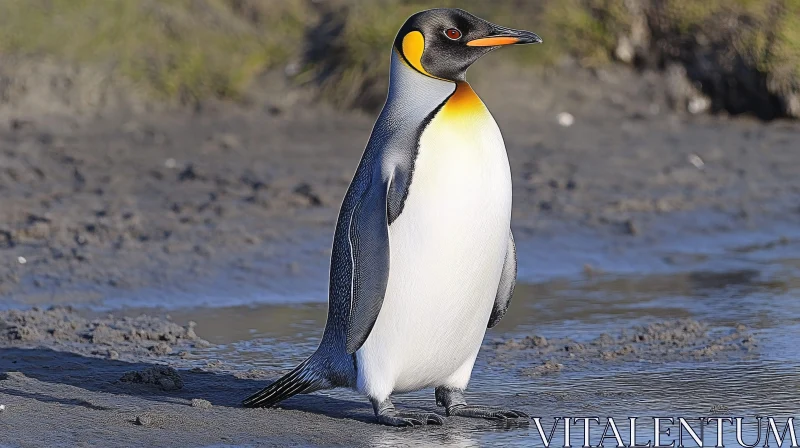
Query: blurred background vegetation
0 0 798 118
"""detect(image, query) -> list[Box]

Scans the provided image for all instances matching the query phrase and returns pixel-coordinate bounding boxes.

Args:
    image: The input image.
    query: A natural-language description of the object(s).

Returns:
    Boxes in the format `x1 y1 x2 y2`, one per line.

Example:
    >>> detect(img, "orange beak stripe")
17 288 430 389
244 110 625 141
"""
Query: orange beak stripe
466 36 520 47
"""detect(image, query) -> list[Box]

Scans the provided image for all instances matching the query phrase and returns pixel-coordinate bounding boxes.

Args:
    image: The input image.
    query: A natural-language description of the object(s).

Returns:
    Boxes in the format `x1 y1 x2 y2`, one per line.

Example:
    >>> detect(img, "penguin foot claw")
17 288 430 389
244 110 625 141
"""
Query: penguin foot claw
377 411 445 427
447 405 529 421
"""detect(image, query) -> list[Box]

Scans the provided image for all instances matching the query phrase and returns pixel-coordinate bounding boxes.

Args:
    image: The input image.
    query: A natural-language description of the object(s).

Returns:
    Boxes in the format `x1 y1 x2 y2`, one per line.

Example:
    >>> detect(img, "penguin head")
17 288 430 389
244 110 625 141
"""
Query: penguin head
394 8 542 82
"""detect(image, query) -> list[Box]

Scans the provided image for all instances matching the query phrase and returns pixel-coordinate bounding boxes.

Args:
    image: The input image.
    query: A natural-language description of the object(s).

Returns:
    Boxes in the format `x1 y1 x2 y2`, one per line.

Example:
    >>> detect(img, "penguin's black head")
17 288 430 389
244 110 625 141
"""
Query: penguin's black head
393 8 541 82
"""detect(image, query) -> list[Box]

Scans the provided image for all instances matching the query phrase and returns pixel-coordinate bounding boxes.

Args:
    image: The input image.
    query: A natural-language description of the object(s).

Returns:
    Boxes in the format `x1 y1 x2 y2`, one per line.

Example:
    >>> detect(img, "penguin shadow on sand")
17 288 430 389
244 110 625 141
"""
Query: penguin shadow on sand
0 347 365 419
1 346 531 438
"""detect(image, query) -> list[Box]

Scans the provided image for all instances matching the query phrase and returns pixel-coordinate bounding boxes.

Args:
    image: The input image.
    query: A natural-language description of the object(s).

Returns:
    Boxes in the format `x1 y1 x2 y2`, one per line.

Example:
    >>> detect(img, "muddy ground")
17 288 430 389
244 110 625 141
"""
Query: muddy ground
0 307 760 447
1 62 799 447
2 62 798 307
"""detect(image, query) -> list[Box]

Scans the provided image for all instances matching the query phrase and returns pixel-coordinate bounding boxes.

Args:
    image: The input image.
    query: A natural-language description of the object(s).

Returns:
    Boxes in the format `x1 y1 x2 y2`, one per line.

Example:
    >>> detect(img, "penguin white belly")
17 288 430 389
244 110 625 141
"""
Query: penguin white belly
356 84 512 400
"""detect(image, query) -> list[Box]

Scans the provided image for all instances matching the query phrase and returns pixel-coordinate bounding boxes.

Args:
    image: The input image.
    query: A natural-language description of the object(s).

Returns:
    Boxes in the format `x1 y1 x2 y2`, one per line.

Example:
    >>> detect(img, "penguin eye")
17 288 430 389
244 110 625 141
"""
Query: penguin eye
444 28 462 40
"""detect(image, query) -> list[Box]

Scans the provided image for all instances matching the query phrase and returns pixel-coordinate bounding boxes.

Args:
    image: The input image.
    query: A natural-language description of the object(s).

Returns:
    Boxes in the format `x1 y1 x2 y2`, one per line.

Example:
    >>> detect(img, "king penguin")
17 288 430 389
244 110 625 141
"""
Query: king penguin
243 8 541 426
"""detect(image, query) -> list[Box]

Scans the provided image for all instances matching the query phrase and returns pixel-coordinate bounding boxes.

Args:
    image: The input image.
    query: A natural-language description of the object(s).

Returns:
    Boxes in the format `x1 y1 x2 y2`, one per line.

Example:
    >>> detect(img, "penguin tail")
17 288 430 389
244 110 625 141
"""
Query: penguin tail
242 357 326 408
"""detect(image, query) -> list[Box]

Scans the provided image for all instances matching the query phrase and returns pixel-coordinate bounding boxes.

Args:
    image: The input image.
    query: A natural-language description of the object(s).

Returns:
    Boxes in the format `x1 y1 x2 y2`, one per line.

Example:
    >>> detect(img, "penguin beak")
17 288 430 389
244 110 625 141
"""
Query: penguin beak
467 24 542 47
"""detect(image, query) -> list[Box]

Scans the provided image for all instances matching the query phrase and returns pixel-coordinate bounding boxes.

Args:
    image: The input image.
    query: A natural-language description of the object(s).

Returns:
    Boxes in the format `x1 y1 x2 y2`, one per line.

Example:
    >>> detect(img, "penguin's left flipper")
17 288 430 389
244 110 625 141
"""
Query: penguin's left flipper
345 171 393 355
488 230 517 328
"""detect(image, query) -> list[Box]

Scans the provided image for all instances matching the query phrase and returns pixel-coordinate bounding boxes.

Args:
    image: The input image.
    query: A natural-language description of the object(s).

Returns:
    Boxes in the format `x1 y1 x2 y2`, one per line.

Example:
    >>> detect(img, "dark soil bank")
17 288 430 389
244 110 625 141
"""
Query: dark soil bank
0 306 208 362
493 319 757 376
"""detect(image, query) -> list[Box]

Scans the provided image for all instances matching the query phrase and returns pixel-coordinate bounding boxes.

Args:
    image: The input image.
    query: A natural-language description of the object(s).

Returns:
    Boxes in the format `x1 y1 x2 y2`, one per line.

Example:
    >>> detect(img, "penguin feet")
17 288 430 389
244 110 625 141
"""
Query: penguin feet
445 404 529 421
371 396 444 427
435 386 529 422
377 410 445 427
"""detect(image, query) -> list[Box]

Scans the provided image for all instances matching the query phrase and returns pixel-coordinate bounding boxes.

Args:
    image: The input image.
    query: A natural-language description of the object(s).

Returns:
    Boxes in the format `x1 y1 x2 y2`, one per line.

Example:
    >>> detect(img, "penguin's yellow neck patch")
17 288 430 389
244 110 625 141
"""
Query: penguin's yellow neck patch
401 31 435 78
440 82 486 119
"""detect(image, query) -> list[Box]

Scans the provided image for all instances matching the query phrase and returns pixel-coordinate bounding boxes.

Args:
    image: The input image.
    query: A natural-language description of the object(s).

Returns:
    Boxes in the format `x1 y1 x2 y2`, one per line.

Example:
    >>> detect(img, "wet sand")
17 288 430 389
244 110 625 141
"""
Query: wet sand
2 64 800 446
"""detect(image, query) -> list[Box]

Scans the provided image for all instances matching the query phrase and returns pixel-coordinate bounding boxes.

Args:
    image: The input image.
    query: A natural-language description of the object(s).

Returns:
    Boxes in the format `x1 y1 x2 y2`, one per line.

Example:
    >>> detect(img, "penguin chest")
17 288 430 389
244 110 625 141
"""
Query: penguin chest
391 94 513 332
402 106 513 253
356 87 512 396
398 82 513 260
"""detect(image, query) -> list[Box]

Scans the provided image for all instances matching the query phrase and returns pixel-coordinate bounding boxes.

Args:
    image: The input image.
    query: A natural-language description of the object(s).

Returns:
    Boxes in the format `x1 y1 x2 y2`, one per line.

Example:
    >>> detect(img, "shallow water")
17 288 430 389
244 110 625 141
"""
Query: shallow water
159 226 800 447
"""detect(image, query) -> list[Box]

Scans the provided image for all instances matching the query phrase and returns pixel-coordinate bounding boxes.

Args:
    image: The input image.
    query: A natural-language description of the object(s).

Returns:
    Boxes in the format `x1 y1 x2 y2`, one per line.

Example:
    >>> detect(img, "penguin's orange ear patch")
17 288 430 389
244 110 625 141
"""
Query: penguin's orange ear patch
466 36 520 47
401 31 435 77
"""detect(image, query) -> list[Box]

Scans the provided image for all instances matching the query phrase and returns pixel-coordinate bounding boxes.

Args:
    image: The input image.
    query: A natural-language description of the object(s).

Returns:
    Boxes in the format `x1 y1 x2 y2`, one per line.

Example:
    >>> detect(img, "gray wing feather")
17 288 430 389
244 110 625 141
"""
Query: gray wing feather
488 230 517 328
345 171 392 354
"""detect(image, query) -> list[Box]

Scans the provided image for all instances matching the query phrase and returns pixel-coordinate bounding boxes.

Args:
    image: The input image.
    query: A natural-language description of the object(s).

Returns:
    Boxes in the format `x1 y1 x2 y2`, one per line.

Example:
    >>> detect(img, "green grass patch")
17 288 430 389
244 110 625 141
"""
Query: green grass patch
0 0 309 103
0 0 797 112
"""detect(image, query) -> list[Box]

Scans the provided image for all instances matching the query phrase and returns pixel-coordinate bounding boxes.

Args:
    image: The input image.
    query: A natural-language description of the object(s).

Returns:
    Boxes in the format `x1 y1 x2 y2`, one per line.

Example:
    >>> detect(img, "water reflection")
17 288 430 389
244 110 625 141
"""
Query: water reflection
369 430 481 448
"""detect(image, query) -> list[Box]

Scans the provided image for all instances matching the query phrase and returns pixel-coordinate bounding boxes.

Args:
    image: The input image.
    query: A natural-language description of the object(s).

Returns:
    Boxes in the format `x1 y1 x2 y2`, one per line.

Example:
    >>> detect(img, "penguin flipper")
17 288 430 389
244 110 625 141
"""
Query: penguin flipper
488 230 517 328
345 172 392 354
